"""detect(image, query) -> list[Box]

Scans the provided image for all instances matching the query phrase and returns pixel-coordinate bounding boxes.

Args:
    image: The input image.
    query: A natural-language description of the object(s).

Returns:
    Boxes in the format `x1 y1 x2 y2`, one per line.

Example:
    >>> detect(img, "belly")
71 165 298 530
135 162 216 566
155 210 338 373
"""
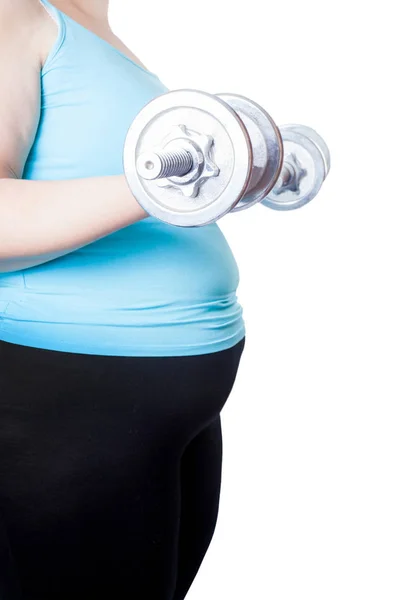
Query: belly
20 218 240 303
0 219 245 356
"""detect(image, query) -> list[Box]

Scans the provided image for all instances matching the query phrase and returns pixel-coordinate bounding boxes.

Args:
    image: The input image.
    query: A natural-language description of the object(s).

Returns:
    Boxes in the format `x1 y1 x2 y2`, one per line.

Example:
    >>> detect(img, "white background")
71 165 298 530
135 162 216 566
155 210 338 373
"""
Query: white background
111 1 399 598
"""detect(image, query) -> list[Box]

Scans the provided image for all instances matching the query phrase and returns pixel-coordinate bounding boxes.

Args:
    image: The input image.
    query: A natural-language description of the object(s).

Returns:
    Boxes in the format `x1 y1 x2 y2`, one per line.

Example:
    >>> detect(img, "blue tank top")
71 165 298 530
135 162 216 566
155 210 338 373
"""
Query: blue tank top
0 0 245 356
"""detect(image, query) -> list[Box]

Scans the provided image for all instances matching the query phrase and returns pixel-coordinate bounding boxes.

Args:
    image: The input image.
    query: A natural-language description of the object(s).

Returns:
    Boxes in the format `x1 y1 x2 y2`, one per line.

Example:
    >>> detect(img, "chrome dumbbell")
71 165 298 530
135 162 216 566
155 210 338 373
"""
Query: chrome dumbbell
123 90 331 227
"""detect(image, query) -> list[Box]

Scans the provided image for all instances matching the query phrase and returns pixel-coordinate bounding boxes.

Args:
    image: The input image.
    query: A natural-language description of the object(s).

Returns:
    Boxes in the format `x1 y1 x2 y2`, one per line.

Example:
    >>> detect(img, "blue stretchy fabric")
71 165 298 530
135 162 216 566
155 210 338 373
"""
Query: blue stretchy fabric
0 0 245 356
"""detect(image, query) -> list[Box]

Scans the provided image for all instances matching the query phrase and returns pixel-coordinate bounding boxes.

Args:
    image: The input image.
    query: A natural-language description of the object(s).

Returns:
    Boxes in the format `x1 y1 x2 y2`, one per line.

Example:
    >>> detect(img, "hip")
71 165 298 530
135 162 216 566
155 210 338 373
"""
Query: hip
0 335 246 436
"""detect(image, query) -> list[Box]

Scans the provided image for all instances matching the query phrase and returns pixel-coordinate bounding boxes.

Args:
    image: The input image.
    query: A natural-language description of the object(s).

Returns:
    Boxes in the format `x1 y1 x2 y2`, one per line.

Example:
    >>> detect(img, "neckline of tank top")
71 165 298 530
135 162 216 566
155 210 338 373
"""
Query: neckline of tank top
44 1 160 80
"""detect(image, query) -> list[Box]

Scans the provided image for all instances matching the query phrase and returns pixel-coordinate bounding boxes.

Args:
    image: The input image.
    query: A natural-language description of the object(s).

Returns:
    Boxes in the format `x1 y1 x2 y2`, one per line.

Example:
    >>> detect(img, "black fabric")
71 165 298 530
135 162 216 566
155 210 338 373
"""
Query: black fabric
0 337 245 599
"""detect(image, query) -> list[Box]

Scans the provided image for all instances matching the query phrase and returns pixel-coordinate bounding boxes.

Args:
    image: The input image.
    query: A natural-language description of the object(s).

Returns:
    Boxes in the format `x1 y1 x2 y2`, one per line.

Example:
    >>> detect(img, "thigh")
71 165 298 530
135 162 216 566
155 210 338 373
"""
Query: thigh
173 415 223 600
0 344 183 599
0 512 22 599
0 337 245 599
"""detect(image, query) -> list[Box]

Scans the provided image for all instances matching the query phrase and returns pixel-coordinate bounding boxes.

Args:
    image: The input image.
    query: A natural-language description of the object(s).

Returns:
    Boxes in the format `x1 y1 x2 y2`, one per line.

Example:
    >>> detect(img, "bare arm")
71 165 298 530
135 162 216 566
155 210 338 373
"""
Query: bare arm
0 0 148 274
0 175 148 272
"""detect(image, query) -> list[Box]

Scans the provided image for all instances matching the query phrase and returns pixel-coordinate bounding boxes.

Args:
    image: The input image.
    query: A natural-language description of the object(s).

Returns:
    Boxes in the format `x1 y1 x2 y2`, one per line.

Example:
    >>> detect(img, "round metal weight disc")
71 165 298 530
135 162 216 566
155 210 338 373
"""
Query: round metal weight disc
261 128 326 211
217 94 284 212
281 124 331 177
123 90 253 227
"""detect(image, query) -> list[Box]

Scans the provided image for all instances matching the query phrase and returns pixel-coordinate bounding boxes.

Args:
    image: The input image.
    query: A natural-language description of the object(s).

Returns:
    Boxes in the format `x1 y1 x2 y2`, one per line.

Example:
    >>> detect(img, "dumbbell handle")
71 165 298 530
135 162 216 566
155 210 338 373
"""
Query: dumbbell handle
137 148 193 180
136 146 298 195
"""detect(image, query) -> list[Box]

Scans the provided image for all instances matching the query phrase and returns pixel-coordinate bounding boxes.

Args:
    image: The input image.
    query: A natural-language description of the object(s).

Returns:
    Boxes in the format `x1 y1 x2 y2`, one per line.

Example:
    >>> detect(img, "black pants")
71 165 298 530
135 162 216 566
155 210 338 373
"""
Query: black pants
0 337 245 600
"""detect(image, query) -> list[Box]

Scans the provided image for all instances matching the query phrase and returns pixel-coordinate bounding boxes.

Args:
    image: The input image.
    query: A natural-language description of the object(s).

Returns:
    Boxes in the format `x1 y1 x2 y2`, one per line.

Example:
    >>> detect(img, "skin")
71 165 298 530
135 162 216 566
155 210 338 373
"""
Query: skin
0 0 149 272
40 0 149 71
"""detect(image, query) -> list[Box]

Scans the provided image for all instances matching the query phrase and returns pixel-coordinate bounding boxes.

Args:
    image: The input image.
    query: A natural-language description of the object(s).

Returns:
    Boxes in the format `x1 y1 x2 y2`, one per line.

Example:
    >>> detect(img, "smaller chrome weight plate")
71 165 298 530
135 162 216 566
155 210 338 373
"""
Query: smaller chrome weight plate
282 124 331 177
123 90 253 227
261 126 326 211
217 93 283 212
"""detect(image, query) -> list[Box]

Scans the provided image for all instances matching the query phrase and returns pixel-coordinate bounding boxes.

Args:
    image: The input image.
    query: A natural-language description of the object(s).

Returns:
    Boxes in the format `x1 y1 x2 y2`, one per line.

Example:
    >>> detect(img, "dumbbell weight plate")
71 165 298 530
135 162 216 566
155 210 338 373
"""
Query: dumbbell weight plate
282 124 331 177
261 126 326 210
123 90 253 227
217 94 284 212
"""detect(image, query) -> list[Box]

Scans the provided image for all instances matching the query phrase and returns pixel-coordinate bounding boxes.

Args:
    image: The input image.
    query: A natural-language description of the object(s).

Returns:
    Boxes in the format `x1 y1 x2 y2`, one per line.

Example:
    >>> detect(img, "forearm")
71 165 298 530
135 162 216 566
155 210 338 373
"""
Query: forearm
0 174 148 273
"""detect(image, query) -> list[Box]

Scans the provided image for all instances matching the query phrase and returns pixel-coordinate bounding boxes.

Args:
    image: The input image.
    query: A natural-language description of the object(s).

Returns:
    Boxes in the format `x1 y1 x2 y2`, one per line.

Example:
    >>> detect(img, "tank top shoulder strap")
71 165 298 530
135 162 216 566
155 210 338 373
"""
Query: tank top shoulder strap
38 0 65 27
38 0 67 76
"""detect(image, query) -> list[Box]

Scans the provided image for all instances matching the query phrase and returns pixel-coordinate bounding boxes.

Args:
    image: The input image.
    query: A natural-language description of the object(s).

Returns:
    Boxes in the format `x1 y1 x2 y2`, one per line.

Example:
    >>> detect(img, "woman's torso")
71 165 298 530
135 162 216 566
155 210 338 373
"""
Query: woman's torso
0 0 245 356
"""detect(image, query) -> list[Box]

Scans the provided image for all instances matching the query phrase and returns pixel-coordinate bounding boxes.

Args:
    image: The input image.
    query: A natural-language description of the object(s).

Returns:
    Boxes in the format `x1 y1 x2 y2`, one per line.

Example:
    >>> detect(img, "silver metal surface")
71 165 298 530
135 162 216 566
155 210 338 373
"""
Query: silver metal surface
217 93 283 212
282 124 331 177
278 164 295 188
274 153 308 194
136 147 193 180
123 90 252 227
262 125 326 210
154 125 220 198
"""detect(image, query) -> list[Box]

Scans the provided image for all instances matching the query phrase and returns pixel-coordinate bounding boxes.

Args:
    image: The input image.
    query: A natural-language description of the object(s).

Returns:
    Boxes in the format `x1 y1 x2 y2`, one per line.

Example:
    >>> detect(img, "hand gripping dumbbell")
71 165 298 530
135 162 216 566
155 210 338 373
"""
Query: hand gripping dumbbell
123 90 331 227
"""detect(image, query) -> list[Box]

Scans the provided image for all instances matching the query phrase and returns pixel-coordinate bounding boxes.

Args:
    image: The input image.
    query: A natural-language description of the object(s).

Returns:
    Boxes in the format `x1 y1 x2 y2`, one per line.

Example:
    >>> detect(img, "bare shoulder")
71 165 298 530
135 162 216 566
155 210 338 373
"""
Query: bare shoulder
0 0 58 70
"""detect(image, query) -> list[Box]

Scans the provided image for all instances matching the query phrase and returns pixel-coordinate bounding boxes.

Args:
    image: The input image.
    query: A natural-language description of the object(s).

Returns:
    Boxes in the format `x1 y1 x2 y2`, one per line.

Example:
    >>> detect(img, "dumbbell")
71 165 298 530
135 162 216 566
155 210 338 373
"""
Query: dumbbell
123 90 331 227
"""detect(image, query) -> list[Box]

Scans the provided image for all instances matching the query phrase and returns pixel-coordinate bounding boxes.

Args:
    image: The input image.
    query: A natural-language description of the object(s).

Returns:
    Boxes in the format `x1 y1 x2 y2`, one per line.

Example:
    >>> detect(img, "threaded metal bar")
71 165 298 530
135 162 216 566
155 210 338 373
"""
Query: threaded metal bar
136 148 193 181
